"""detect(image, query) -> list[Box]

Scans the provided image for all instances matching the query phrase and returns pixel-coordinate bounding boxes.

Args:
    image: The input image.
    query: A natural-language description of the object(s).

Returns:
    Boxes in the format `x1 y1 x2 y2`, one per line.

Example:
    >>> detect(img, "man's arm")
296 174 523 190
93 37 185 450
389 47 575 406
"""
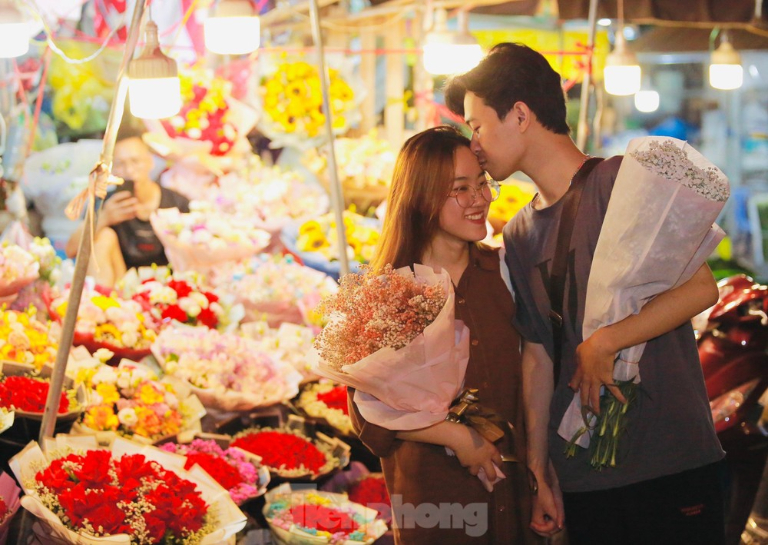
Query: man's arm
523 340 564 536
570 262 719 411
65 192 138 258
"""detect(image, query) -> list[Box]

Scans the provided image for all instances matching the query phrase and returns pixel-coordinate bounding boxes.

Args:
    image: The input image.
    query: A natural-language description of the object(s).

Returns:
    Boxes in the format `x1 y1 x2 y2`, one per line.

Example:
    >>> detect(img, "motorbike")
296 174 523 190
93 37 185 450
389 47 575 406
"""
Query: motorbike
695 275 768 544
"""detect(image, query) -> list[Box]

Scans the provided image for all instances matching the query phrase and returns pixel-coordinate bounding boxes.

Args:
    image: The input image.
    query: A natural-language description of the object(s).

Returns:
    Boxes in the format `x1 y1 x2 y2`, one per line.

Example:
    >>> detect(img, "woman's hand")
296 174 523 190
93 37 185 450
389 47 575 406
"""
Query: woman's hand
449 425 503 482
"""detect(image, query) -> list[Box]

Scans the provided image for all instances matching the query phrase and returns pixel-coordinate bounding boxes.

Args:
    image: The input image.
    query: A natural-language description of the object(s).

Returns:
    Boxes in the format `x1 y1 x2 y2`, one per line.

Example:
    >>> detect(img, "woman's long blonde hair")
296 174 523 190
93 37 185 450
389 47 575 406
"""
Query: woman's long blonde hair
370 126 471 271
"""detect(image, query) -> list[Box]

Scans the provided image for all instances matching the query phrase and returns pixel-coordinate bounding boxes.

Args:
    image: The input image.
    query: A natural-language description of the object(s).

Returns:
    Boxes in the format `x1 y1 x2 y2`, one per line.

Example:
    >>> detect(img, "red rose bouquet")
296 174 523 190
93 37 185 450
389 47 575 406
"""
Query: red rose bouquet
231 423 349 481
9 435 247 544
119 267 242 332
161 438 270 505
295 382 354 436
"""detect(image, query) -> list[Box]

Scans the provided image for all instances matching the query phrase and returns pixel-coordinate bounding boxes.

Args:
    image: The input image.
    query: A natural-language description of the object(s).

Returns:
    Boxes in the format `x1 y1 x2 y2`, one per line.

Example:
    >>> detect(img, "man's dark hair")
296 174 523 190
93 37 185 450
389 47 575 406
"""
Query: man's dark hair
115 118 147 144
445 42 570 135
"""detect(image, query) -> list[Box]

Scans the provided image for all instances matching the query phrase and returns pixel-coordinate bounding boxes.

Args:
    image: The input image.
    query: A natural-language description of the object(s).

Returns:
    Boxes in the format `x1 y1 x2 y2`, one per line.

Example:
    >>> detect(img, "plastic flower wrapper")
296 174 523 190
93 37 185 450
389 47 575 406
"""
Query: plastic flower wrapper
72 359 206 446
559 137 730 469
161 435 271 505
230 417 350 481
118 266 244 333
0 471 21 545
151 326 303 412
263 483 388 545
281 211 381 280
302 130 396 213
240 321 321 383
50 287 157 362
201 160 330 245
0 306 59 371
295 381 354 436
22 139 104 252
0 362 85 444
8 435 247 544
211 253 338 327
150 205 271 274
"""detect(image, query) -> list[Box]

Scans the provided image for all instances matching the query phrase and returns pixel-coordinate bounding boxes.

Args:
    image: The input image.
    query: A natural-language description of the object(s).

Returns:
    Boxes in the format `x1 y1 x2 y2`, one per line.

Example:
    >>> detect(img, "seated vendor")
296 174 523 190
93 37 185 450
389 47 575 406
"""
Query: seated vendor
65 128 190 287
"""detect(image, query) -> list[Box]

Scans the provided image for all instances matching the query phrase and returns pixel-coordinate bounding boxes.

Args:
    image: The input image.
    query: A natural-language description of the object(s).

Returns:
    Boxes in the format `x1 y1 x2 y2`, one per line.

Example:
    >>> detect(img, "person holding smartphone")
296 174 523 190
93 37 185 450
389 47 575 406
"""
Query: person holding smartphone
65 128 190 287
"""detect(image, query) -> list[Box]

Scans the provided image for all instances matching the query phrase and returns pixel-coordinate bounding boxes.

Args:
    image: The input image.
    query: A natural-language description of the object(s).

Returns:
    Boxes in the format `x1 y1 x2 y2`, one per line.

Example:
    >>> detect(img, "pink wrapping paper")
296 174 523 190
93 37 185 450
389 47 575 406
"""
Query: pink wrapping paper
314 265 470 430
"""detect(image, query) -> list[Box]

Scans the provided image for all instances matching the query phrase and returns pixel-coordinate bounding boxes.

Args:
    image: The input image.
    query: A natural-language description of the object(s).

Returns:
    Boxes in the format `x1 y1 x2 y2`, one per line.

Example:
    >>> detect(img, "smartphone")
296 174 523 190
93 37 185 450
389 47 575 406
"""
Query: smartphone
118 179 135 196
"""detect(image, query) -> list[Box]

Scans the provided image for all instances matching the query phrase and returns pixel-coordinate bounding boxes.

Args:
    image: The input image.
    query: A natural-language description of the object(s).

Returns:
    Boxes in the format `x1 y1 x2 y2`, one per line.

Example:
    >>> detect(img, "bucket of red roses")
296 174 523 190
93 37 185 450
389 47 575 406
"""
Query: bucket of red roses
8 434 247 544
263 483 388 545
151 325 303 413
161 433 271 507
0 362 85 448
294 381 354 438
0 472 21 545
49 287 158 365
229 415 350 484
70 359 206 447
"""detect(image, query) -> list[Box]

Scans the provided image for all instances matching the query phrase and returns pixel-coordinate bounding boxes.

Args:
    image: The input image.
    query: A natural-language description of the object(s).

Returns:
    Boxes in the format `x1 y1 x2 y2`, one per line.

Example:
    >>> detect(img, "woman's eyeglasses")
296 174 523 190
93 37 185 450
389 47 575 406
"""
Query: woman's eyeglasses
448 179 501 208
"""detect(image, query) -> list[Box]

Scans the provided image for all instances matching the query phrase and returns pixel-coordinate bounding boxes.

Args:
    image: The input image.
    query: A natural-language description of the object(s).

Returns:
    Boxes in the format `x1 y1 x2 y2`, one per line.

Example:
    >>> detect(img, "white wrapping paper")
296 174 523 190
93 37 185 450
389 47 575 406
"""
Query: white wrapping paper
558 137 729 447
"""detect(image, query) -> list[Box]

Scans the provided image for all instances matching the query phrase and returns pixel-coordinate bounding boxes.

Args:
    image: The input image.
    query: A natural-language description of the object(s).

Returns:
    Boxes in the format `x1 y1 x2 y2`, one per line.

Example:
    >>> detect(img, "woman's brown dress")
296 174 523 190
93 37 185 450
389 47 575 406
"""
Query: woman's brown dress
349 244 541 544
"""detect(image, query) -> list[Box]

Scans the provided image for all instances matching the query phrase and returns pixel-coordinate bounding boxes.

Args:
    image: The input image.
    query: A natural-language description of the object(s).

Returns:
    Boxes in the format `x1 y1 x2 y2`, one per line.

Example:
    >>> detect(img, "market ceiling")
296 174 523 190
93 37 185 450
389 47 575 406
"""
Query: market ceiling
368 0 766 25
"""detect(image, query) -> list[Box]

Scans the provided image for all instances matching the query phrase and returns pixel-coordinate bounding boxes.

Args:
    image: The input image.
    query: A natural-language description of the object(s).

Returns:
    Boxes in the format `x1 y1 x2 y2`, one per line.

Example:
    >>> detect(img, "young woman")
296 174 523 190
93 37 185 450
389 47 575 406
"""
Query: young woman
348 126 541 544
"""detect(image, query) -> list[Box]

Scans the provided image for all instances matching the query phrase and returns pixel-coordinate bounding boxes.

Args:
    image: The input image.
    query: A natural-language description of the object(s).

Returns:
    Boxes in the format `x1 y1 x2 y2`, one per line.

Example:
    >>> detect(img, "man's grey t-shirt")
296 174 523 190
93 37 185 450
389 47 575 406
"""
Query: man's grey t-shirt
503 156 724 493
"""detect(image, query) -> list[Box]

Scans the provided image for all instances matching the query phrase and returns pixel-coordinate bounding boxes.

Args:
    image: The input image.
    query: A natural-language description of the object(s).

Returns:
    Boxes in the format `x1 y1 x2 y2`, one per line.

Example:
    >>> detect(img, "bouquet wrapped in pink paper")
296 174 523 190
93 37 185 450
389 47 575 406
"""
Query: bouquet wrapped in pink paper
313 264 469 431
0 472 21 545
149 205 271 274
559 137 730 468
152 326 303 412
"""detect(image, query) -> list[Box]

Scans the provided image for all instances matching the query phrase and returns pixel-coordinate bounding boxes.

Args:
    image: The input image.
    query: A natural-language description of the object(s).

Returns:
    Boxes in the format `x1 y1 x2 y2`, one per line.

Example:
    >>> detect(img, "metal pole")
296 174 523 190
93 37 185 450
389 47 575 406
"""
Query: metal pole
576 0 599 152
308 0 350 277
39 0 146 442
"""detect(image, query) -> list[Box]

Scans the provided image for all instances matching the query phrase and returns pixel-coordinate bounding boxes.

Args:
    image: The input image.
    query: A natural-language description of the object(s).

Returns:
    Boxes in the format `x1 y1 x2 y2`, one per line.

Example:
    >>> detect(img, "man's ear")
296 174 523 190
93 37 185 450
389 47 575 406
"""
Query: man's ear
511 101 532 132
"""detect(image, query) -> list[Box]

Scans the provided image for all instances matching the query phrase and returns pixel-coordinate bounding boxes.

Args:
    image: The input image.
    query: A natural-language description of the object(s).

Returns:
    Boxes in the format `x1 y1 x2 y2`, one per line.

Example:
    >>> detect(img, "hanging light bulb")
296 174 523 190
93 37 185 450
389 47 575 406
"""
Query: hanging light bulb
710 32 743 90
204 0 260 55
422 9 483 76
604 32 641 95
634 90 659 113
0 0 29 59
128 20 181 119
603 0 641 96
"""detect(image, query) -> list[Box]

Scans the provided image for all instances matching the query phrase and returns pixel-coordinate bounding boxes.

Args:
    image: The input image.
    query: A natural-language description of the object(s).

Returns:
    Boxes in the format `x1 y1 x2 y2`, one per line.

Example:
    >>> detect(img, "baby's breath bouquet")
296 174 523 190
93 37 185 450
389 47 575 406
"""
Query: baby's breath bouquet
560 137 730 469
313 264 470 431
